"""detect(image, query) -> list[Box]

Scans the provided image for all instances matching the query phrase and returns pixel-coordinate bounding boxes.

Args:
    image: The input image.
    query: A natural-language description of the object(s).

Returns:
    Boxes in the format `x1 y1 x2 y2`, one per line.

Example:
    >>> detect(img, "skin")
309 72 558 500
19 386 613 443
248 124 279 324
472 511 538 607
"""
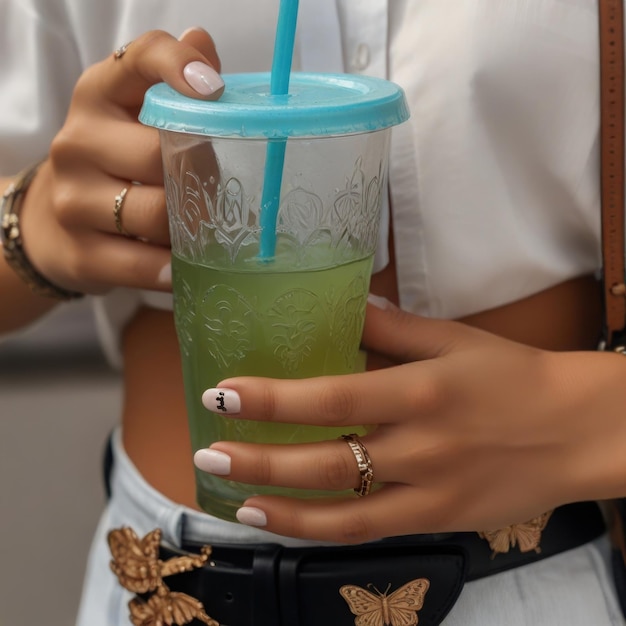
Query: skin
7 29 222 302
4 28 626 545
211 300 626 543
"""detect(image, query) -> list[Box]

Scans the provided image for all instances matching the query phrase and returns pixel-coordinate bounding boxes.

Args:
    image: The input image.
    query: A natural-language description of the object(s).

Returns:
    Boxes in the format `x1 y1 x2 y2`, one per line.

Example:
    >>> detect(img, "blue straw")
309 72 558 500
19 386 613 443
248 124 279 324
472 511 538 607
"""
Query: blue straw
270 0 299 95
259 0 299 260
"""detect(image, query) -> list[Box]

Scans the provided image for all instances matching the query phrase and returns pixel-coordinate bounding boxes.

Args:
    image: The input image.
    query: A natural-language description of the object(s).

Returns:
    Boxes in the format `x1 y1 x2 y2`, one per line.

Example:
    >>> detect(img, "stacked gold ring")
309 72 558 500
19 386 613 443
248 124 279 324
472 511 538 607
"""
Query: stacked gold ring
341 434 375 497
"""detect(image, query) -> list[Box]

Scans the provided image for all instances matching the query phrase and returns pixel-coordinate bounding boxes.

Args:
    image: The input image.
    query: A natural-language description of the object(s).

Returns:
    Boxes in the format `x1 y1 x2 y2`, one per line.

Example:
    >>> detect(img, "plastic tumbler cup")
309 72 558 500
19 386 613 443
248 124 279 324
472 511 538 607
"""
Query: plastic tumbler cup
140 72 409 521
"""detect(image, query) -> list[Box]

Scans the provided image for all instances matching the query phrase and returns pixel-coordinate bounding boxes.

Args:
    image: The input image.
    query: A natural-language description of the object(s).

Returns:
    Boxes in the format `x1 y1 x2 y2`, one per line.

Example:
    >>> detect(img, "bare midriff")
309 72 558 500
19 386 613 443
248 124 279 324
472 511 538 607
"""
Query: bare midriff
121 261 603 510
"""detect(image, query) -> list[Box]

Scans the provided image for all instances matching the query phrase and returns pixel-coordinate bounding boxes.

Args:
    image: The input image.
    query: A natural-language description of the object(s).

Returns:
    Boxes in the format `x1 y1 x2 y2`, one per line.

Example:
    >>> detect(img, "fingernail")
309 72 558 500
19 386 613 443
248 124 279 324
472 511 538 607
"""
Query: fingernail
178 26 206 41
236 507 267 527
194 449 231 475
183 61 224 96
202 388 241 414
367 293 391 310
158 262 171 286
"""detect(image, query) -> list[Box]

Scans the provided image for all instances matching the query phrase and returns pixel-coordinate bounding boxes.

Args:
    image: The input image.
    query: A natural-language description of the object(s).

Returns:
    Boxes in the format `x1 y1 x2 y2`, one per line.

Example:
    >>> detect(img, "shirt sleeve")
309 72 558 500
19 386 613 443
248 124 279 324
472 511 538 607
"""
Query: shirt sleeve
0 0 82 174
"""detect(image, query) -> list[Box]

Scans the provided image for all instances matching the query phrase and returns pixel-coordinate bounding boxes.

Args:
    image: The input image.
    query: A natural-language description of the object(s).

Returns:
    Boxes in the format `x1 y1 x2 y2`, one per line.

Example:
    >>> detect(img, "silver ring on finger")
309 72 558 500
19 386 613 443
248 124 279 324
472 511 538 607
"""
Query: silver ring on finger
113 41 132 60
340 434 375 497
113 186 131 236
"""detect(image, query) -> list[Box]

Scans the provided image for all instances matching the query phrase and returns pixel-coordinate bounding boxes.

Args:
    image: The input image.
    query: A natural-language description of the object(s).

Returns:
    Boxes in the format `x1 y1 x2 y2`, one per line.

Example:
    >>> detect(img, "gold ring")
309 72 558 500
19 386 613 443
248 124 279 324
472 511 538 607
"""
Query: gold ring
113 42 132 60
341 434 374 497
113 187 130 236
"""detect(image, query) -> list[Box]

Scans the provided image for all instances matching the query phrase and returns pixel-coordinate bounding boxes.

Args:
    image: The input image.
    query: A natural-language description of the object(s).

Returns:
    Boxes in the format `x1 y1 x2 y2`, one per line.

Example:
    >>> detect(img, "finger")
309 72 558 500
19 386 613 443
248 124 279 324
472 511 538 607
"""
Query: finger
59 119 164 185
67 235 172 293
362 296 471 361
96 29 224 108
50 106 164 188
197 440 365 492
235 484 437 543
178 26 222 72
204 358 440 427
201 428 415 492
61 179 169 244
107 183 168 243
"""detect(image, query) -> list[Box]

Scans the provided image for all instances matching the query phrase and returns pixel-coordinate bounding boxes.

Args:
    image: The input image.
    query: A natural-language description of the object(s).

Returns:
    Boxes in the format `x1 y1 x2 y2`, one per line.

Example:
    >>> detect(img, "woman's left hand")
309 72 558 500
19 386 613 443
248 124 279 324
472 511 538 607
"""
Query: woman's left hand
194 297 626 543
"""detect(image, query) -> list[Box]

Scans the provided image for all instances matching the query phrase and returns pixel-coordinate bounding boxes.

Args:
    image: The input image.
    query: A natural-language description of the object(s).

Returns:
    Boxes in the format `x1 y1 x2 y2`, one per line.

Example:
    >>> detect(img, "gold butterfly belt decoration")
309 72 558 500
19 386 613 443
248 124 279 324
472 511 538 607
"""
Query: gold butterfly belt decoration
340 579 430 626
108 527 219 626
478 509 554 558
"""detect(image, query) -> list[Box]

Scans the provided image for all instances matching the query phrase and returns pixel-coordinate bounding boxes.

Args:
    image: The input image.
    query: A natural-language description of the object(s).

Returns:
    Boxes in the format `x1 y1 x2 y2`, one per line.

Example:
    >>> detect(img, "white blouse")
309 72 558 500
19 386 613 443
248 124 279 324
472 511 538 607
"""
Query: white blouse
0 0 603 366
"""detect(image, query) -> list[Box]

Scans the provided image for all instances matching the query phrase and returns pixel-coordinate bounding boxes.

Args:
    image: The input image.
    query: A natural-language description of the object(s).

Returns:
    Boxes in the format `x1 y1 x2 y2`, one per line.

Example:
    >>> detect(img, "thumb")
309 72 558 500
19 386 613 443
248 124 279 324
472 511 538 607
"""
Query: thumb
362 295 468 362
178 26 222 73
100 30 225 110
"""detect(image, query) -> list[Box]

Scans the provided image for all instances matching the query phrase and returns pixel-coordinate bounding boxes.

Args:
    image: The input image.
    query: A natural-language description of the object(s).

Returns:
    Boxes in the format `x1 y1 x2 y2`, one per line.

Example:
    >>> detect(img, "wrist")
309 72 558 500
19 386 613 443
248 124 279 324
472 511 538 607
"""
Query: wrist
1 161 83 301
551 350 626 502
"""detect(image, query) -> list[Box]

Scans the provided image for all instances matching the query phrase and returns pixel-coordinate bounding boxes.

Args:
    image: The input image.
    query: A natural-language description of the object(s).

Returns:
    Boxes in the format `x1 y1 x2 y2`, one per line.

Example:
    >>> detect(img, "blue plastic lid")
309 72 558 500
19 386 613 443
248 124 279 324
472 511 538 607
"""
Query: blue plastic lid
139 72 409 138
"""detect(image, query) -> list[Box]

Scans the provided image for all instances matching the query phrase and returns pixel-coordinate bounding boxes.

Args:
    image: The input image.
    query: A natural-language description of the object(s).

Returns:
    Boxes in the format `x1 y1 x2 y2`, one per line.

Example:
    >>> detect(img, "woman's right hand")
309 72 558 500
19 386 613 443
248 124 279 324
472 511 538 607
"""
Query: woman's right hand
19 28 224 295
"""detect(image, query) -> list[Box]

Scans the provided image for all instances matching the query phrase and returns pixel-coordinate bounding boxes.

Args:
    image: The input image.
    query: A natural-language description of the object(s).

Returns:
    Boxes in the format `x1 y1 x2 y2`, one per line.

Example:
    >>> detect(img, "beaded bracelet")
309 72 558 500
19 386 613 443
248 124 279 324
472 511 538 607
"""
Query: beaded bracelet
1 161 83 300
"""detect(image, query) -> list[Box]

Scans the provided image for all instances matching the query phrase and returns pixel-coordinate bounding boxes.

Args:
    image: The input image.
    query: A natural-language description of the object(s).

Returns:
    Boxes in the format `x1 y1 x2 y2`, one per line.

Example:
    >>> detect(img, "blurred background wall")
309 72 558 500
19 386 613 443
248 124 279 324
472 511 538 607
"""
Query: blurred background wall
0 300 121 626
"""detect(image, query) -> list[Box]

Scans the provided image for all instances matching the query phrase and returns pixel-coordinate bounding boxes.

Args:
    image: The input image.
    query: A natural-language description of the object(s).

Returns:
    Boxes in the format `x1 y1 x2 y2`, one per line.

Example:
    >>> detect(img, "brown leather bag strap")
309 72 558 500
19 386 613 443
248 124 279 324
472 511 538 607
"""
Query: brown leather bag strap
599 0 626 346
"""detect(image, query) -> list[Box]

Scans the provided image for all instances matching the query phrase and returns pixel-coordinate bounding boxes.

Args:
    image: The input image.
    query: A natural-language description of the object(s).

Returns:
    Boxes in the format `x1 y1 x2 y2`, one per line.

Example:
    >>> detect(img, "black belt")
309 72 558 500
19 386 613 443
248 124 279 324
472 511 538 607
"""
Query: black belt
124 501 605 626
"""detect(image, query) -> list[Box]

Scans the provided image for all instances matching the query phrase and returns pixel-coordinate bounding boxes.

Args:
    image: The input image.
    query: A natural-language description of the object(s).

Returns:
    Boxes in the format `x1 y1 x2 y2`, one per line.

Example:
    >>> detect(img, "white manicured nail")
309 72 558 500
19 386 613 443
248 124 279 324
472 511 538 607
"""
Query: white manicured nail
157 262 171 286
194 449 231 475
236 507 267 527
183 61 224 96
367 293 391 310
202 388 241 414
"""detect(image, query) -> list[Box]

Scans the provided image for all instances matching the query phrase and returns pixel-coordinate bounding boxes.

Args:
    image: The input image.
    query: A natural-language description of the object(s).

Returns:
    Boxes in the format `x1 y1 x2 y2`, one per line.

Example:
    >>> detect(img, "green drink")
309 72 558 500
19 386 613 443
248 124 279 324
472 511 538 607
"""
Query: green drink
172 251 373 520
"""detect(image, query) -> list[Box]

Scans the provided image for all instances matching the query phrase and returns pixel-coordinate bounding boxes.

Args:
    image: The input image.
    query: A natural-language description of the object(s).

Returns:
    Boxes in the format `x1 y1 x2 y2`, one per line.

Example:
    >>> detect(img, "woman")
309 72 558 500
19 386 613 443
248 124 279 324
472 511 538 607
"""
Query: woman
1 0 624 624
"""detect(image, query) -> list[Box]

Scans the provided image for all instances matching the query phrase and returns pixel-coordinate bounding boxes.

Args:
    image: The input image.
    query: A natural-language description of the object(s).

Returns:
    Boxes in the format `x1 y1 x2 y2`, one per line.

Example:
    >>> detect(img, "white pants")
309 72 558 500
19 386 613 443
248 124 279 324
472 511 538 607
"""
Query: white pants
76 429 625 625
